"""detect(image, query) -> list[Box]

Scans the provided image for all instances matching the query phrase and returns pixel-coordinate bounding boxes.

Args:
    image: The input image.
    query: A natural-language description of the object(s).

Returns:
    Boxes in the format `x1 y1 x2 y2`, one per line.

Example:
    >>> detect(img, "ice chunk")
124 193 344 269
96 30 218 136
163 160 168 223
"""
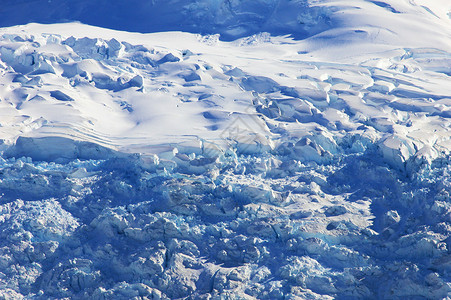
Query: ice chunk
293 137 332 163
241 76 280 94
378 135 416 171
179 71 201 82
158 53 180 64
64 37 109 60
12 73 29 83
106 38 124 58
50 90 75 101
128 74 143 88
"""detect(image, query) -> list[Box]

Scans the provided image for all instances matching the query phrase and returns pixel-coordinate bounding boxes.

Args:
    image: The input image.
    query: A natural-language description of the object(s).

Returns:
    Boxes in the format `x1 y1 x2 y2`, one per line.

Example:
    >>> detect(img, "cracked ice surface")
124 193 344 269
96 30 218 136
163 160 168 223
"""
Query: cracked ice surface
0 0 451 299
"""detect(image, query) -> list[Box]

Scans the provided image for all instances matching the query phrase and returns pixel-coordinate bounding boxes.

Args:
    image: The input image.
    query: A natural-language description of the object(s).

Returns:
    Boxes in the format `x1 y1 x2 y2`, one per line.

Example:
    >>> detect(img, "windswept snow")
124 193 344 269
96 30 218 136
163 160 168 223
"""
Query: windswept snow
0 0 451 299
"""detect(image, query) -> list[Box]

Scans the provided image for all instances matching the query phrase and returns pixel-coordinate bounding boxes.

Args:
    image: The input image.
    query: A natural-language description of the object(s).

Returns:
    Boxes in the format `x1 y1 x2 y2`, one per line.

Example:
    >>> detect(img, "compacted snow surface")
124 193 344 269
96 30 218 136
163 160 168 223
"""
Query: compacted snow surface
0 0 451 299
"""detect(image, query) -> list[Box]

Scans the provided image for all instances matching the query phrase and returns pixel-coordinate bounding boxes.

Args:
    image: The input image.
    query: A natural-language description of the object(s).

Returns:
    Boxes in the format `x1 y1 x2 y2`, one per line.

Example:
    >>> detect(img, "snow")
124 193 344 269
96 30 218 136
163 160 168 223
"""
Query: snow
0 0 334 41
0 0 450 299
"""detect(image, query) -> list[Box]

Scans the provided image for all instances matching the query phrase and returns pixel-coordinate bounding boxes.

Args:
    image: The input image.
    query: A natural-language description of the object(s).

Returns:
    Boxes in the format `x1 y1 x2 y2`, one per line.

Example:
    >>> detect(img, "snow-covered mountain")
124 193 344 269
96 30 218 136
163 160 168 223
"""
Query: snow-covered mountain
0 0 451 299
0 0 334 40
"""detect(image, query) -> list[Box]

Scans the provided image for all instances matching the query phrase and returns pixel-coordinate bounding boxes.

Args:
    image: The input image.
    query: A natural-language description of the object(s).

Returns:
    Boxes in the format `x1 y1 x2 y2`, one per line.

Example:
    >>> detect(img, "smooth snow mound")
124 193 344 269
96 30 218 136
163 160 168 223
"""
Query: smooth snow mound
0 10 450 169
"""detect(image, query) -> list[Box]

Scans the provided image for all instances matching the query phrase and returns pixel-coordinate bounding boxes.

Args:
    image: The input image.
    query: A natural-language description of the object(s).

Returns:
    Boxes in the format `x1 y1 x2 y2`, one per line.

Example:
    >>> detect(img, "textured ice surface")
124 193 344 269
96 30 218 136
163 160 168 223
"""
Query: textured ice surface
0 149 450 299
0 0 451 299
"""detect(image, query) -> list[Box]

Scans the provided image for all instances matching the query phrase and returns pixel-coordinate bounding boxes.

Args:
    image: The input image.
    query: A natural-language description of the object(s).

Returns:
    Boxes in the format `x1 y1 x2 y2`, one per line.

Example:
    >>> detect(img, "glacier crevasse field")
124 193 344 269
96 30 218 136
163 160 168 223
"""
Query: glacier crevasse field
0 0 451 299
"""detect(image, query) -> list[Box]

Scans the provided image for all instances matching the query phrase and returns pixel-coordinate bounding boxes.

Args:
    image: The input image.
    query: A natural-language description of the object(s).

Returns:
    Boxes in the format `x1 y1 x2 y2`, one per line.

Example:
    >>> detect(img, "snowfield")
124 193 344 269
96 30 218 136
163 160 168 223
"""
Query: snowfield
0 0 451 299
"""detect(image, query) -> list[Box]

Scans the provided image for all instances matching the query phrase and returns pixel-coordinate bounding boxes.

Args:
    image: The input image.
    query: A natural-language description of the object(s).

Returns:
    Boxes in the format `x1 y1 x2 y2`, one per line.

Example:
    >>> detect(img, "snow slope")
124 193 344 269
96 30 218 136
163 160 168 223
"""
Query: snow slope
0 0 333 40
0 0 451 299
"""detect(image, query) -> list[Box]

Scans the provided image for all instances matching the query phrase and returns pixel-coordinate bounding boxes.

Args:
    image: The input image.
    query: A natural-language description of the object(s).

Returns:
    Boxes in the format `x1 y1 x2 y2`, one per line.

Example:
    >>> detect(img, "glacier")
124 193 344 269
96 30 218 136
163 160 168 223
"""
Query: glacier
0 0 451 299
